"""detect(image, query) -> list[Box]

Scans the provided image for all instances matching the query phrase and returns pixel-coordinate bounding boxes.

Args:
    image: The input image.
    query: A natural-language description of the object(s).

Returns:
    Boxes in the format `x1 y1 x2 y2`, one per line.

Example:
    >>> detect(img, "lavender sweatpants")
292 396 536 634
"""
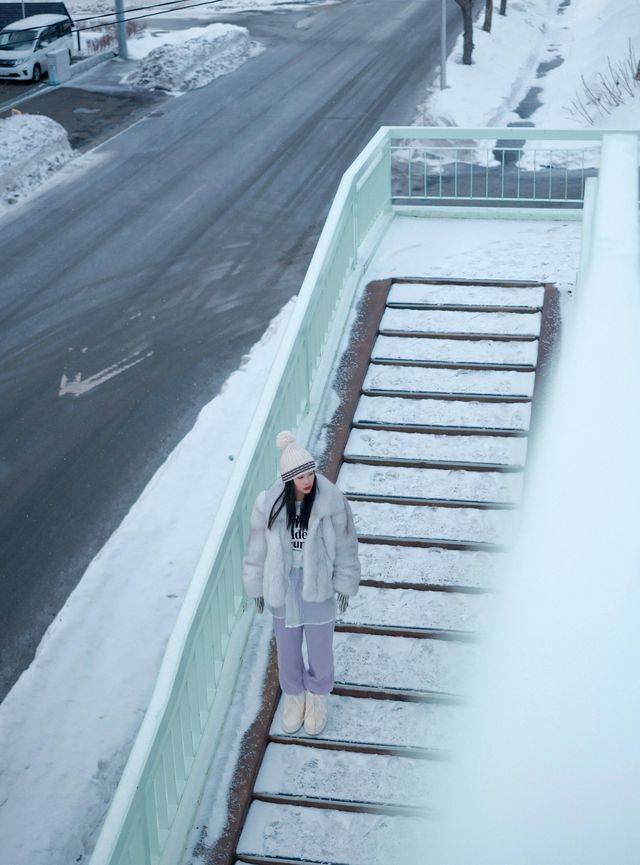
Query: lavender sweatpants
272 617 335 695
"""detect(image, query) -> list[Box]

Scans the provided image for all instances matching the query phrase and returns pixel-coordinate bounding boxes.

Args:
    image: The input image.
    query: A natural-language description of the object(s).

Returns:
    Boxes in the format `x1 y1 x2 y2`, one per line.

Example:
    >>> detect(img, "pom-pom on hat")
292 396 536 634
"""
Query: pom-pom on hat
276 430 316 483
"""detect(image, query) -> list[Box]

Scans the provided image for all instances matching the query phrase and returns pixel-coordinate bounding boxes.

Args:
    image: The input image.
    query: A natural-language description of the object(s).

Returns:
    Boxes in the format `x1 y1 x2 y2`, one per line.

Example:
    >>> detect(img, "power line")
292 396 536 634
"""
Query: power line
73 0 236 37
0 0 228 43
71 0 226 25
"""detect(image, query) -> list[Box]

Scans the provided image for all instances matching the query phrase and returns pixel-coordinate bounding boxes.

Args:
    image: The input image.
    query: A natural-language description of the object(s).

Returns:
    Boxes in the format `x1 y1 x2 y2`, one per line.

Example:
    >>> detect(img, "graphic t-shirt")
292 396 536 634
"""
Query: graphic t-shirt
291 502 307 567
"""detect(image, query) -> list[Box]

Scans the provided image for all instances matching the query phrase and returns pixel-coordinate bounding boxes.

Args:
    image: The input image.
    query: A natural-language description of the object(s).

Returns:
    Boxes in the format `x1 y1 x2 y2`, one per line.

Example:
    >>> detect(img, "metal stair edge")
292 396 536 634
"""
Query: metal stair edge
361 386 532 403
344 454 525 473
251 792 431 818
352 419 530 437
370 355 537 372
378 328 540 342
266 733 448 761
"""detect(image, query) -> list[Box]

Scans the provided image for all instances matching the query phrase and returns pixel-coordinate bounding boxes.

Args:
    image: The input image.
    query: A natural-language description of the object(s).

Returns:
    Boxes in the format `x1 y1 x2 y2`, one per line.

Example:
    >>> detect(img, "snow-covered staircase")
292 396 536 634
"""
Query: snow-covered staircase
236 279 547 865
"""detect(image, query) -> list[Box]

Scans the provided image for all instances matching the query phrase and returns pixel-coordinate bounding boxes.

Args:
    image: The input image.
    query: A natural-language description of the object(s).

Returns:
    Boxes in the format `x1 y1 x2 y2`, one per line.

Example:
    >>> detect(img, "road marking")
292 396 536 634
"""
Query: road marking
59 351 153 397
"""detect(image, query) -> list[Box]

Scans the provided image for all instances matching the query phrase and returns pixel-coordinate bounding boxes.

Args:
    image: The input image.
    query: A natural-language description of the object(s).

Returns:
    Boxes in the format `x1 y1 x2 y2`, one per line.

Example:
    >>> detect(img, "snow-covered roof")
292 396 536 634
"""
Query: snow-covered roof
1 13 68 29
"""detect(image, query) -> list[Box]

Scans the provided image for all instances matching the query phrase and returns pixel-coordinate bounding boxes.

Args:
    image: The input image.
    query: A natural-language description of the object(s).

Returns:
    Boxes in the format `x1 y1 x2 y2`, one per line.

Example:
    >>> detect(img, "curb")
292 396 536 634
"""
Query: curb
68 50 116 79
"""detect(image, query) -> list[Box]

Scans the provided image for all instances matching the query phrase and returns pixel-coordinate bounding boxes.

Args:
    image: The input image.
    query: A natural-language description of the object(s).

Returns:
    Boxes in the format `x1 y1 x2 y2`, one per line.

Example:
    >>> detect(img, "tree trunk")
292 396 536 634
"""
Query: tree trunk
483 0 493 31
455 0 474 65
499 0 507 14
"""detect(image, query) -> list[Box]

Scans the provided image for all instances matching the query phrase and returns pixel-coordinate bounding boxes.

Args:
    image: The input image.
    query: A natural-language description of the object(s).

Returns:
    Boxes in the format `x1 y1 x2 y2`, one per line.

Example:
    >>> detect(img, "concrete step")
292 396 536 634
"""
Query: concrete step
350 500 517 546
255 742 438 810
357 543 504 590
363 364 535 398
269 694 463 753
380 307 541 336
341 585 489 633
354 394 532 432
339 463 523 506
372 335 539 367
345 428 527 467
334 631 477 696
237 801 424 865
387 282 544 309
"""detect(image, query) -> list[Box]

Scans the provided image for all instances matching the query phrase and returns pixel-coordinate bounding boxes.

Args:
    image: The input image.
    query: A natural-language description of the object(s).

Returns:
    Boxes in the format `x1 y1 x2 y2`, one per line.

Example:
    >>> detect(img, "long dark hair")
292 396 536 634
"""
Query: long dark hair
268 475 317 531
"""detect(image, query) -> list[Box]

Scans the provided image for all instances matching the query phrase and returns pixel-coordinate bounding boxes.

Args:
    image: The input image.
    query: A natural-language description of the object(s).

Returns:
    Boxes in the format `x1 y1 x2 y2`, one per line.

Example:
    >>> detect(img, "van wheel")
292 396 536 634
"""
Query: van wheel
32 64 42 83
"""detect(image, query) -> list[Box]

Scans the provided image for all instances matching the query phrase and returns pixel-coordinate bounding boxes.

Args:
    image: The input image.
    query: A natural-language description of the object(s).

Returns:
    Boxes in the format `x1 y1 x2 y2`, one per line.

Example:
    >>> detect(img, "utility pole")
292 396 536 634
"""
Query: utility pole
440 0 447 89
114 0 128 60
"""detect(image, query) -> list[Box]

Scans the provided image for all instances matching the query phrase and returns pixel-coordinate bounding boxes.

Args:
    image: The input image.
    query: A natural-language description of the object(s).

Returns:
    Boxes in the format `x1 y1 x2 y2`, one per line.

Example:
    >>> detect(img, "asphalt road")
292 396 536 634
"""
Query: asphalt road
0 77 46 103
0 0 461 699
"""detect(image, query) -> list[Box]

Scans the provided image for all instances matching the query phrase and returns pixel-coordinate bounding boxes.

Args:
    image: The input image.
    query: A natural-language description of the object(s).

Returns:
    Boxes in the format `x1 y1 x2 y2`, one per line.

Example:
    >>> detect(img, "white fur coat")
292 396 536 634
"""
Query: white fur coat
242 473 361 607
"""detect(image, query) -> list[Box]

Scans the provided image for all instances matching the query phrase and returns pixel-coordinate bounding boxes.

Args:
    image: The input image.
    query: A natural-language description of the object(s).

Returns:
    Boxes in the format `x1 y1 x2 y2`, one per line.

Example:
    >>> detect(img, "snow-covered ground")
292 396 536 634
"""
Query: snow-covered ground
0 0 630 862
418 0 555 128
417 0 640 132
366 215 580 294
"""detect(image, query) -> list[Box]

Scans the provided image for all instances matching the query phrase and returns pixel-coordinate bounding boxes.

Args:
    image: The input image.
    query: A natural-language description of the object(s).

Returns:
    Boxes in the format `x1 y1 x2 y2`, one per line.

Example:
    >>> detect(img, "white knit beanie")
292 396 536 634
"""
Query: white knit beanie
276 430 316 483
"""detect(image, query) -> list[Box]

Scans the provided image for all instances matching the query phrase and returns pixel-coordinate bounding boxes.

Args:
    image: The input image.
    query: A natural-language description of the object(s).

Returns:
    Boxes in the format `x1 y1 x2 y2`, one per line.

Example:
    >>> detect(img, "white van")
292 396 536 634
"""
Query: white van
0 14 73 82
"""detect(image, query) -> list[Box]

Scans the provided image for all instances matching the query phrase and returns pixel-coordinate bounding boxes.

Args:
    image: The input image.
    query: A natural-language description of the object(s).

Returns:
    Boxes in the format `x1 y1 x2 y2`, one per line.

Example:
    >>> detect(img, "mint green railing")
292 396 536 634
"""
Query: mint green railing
387 126 634 207
89 126 635 865
89 128 392 865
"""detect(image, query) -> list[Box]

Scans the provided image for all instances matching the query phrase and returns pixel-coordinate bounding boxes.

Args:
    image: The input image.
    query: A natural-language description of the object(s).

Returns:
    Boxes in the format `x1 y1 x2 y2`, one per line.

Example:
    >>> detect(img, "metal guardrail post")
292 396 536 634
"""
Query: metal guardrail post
577 177 598 291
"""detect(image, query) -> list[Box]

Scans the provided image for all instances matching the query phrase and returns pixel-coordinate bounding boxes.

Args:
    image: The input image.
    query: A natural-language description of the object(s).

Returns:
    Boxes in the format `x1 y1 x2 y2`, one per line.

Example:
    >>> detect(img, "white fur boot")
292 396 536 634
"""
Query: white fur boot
304 691 327 736
281 692 306 733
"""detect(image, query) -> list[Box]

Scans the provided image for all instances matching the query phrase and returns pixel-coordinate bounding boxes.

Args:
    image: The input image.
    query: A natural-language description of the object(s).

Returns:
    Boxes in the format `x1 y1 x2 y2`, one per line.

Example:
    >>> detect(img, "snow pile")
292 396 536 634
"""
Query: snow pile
417 0 555 128
122 23 233 61
124 23 250 91
0 299 295 865
0 114 73 206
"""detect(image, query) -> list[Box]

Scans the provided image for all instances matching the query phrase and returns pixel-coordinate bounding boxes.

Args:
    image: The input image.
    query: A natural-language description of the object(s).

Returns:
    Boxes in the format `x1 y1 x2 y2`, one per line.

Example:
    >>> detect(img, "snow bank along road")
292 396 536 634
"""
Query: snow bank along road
0 0 461 699
229 277 553 864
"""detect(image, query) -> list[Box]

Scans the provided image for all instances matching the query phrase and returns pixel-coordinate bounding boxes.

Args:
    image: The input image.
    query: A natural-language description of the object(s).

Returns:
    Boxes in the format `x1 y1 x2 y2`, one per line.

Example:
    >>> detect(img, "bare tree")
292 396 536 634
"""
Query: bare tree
483 0 493 31
499 0 507 14
455 0 474 64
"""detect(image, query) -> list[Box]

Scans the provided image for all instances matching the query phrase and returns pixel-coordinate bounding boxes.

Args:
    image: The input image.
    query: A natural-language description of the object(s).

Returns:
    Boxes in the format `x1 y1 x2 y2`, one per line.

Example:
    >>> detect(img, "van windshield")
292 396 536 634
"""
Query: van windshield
0 29 38 50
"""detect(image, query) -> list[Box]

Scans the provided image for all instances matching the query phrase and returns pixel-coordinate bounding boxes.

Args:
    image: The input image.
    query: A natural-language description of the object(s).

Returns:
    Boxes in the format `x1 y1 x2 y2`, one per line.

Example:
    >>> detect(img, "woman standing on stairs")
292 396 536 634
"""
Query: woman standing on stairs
242 431 361 736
